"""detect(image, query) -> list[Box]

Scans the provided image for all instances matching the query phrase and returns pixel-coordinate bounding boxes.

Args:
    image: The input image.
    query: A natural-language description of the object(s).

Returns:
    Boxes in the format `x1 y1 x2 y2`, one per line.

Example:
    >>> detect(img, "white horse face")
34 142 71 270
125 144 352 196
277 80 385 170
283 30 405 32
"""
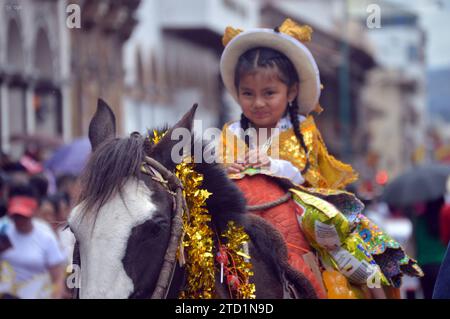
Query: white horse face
69 179 157 298
69 99 197 299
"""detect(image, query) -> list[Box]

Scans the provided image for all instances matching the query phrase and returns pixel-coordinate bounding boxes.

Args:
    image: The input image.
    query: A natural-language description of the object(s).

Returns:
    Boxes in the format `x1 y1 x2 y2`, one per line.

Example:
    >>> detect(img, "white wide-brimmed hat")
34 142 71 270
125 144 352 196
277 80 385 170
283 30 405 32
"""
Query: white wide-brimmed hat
220 19 321 115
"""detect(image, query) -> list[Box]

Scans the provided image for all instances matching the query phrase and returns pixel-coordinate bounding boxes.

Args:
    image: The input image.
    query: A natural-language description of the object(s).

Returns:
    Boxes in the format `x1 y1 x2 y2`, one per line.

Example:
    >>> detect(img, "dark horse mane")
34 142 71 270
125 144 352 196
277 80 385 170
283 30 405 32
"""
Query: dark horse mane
77 135 145 217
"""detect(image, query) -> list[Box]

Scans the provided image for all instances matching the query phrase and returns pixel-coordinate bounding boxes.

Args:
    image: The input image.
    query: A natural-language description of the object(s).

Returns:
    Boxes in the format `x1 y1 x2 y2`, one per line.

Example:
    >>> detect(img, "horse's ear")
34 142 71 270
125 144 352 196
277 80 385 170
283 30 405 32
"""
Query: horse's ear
149 103 198 170
88 99 117 151
172 102 198 132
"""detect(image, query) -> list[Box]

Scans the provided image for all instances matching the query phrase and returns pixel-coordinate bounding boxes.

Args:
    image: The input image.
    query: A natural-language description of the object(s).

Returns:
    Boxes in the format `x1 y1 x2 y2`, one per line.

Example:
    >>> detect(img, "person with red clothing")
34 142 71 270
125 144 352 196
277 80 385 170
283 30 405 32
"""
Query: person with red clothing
433 176 450 299
0 183 66 299
439 176 450 246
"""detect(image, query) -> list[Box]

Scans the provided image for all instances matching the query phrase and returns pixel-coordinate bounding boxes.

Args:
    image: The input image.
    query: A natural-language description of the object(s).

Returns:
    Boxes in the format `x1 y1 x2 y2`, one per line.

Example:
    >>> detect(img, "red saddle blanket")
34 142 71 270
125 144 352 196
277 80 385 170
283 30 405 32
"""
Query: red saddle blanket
234 175 327 299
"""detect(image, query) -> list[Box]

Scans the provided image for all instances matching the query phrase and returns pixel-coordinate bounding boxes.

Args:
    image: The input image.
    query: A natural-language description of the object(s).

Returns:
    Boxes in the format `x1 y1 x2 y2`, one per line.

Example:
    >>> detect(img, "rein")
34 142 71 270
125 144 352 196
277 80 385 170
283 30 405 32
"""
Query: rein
140 156 187 299
246 193 292 211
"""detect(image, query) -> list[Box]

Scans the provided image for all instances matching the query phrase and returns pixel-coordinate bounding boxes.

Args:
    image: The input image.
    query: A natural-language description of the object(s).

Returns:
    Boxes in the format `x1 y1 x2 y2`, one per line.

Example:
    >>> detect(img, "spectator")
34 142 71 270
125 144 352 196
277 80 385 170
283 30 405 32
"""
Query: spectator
0 171 8 218
433 241 450 299
29 174 49 201
0 183 66 298
36 196 58 230
0 152 10 167
35 193 75 299
56 174 79 206
37 193 71 234
1 162 28 184
439 176 450 246
414 197 447 299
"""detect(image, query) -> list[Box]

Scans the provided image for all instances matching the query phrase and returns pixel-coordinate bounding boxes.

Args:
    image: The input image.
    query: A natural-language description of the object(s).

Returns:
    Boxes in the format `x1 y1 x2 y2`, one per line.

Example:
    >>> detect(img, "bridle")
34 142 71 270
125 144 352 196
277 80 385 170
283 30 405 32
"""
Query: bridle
140 155 188 299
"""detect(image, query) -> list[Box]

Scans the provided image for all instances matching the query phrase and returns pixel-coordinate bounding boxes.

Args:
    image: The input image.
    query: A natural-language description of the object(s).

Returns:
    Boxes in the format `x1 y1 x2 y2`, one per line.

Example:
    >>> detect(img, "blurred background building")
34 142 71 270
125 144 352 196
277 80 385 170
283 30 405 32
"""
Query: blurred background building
69 0 141 137
1 0 449 184
0 0 71 158
122 0 261 133
0 0 140 158
351 0 428 183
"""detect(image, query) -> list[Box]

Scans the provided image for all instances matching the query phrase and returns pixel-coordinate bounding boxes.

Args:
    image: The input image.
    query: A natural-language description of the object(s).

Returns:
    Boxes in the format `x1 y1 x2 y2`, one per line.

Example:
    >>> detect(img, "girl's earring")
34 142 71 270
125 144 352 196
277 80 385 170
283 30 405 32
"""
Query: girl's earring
288 101 293 108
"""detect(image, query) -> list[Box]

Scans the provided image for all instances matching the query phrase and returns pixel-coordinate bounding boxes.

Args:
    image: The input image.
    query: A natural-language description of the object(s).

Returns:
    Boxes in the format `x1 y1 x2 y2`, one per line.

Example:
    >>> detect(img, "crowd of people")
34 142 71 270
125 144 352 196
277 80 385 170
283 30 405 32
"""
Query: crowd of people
0 149 78 299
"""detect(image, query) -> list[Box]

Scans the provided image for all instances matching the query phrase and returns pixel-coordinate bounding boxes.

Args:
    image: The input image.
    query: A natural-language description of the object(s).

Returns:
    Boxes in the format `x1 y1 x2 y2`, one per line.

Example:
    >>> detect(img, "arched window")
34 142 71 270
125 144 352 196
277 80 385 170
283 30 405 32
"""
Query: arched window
33 28 62 137
34 28 54 80
4 18 26 158
6 19 24 71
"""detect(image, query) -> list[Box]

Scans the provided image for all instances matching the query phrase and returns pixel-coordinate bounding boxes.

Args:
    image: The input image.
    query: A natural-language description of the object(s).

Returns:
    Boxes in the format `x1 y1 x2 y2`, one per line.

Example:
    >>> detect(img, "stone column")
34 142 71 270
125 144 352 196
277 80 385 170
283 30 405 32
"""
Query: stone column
25 83 35 134
1 81 10 152
59 0 72 143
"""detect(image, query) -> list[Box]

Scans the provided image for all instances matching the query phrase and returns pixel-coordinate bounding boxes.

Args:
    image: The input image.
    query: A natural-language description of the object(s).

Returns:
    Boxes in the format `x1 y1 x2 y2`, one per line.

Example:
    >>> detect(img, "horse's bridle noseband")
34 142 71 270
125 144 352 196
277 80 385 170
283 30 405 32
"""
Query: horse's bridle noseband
140 156 188 299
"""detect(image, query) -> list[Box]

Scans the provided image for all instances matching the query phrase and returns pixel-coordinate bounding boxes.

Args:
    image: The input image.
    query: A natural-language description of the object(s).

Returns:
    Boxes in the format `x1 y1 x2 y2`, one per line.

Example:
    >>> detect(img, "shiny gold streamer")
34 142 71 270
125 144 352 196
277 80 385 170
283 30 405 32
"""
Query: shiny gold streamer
151 130 254 298
151 129 167 144
176 159 215 299
221 221 256 299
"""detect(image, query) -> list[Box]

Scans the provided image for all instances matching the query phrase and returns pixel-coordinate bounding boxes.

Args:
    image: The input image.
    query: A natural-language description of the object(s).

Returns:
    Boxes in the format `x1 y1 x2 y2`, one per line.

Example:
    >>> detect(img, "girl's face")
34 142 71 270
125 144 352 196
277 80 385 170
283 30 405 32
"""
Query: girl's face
237 67 298 130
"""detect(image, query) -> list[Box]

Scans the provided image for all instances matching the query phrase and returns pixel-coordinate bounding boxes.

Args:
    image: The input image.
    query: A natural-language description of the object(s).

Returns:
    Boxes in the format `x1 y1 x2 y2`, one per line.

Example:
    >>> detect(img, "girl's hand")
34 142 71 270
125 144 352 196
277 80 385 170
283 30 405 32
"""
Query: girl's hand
245 149 270 169
226 162 246 174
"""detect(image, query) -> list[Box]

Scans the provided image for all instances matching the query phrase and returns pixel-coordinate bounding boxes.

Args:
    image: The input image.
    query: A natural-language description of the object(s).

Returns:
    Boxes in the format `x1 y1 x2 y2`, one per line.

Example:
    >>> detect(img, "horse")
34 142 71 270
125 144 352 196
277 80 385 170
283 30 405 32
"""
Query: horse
68 99 318 299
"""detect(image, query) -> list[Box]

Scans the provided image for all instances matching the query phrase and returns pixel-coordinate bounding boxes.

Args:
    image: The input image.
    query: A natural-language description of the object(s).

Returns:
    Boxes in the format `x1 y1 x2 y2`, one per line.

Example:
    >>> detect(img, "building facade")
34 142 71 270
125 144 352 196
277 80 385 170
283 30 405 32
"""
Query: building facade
0 0 140 159
123 0 260 135
69 0 140 137
352 0 428 180
0 0 71 158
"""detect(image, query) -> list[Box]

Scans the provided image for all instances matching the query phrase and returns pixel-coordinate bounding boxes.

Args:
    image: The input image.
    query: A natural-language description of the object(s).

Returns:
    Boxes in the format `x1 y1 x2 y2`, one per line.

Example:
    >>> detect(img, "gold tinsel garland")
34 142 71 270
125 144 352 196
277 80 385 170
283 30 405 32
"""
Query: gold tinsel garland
176 159 216 298
150 129 166 144
150 130 254 299
220 221 256 299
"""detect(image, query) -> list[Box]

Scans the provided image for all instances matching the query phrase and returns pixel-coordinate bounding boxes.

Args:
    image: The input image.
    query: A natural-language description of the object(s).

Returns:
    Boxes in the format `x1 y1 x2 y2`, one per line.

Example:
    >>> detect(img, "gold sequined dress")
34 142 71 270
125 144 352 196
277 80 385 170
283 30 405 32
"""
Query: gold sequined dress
219 115 358 189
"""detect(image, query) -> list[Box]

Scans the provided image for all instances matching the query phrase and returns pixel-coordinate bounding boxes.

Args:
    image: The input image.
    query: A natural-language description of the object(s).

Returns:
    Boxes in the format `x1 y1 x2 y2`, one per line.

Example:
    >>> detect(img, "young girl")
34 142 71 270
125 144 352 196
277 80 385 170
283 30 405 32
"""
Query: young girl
218 19 422 299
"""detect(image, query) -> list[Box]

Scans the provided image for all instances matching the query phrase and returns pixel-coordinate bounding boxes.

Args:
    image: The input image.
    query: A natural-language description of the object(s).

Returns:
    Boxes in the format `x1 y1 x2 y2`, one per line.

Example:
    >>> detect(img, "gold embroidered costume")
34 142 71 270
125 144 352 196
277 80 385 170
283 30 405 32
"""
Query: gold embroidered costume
219 115 358 190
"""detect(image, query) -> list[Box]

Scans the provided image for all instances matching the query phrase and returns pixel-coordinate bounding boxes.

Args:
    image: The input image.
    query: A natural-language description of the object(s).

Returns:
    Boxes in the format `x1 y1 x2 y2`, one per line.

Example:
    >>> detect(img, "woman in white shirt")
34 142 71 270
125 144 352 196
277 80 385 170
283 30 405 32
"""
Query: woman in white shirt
0 184 66 299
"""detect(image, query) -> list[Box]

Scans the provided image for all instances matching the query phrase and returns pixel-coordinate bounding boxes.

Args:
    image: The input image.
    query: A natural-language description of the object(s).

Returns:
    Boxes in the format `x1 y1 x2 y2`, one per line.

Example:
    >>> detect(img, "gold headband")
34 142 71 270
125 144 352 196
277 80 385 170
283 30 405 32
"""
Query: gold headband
222 18 313 47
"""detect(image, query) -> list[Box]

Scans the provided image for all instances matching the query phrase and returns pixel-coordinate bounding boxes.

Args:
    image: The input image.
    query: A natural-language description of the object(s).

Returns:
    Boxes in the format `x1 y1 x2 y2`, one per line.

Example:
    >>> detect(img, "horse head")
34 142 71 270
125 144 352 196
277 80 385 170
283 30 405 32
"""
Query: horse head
69 99 198 298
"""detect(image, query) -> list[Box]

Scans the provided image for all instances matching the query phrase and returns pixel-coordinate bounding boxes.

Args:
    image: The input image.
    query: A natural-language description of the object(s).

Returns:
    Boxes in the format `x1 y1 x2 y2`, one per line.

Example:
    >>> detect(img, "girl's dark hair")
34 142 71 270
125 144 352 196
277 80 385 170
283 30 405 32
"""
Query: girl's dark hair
236 47 309 174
